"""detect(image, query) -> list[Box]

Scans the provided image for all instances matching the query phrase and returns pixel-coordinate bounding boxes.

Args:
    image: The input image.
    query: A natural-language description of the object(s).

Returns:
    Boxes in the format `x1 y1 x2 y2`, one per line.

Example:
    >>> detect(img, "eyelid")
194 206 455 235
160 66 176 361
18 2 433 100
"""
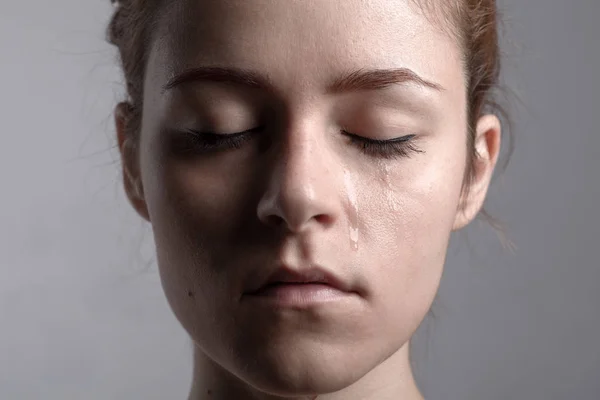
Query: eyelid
341 130 424 160
186 125 263 136
340 130 417 143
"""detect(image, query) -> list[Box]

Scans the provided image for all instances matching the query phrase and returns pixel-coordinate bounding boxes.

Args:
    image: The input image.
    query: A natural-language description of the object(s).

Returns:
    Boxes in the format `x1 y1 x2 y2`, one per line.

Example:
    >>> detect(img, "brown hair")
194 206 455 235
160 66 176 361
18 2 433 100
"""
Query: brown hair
107 0 511 235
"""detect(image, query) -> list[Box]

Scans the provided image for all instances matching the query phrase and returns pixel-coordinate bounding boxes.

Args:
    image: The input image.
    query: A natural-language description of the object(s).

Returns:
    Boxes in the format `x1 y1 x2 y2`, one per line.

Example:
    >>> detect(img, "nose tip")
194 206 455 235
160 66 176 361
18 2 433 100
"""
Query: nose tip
257 181 336 232
256 156 338 233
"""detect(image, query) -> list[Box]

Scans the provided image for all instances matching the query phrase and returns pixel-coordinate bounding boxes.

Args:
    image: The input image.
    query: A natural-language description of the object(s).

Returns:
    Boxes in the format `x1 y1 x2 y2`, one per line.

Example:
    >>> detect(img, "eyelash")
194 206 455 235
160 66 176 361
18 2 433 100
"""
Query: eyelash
340 130 424 160
179 127 423 159
178 127 260 152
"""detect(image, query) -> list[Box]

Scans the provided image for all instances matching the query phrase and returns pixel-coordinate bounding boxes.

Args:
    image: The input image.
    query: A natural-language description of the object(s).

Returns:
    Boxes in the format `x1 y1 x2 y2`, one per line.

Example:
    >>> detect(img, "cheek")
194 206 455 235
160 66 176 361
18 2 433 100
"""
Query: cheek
358 138 466 336
138 138 258 336
143 159 256 277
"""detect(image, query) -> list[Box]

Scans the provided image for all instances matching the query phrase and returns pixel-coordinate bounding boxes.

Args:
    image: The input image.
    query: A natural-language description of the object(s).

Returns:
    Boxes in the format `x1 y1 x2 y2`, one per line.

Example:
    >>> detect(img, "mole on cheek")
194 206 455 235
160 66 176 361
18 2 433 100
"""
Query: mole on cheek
187 290 194 298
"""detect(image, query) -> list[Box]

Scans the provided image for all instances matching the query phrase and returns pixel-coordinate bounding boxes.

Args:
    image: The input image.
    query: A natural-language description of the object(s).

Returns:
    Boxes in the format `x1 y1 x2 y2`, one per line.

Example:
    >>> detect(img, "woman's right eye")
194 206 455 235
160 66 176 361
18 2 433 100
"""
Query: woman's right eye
172 126 263 154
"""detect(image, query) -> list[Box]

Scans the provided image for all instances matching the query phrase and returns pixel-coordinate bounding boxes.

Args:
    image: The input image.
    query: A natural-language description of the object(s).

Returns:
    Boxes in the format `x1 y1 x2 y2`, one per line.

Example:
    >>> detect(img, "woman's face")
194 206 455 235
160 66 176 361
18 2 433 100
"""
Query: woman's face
123 0 495 395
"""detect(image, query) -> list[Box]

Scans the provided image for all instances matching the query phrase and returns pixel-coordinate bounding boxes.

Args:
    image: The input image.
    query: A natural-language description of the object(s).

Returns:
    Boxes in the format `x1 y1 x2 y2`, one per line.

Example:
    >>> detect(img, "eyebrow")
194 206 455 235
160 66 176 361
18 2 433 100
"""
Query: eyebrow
162 66 444 94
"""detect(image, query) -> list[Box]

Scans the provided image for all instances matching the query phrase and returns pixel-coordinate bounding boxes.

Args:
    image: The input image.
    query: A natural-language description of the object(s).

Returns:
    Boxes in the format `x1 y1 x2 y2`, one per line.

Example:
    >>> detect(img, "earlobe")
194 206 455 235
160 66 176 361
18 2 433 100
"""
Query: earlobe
452 114 502 231
115 102 151 222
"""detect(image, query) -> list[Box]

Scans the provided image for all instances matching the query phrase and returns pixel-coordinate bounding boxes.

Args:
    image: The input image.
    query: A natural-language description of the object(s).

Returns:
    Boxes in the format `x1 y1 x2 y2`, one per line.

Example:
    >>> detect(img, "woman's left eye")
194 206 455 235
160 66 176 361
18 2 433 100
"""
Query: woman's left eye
341 130 424 160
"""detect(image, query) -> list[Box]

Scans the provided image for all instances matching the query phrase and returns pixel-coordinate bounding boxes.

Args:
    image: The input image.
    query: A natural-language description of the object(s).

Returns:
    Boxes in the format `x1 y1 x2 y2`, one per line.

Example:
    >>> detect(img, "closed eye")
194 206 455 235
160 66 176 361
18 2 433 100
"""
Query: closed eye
173 126 263 153
341 130 424 160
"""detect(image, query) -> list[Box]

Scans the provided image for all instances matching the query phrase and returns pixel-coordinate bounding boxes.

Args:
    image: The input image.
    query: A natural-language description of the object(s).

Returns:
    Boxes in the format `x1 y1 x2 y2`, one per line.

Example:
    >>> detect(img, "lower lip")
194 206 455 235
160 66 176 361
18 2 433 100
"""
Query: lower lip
245 283 352 307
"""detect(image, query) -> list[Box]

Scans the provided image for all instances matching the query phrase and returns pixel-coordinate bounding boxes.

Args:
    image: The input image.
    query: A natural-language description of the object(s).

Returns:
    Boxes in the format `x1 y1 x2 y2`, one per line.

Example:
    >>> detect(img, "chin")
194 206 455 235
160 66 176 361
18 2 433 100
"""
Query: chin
228 336 383 397
238 359 364 397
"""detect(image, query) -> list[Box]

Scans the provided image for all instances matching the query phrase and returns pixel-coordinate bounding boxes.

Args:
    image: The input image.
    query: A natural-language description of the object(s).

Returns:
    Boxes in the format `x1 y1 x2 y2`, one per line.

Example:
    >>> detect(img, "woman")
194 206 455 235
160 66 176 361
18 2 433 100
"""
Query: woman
107 0 503 398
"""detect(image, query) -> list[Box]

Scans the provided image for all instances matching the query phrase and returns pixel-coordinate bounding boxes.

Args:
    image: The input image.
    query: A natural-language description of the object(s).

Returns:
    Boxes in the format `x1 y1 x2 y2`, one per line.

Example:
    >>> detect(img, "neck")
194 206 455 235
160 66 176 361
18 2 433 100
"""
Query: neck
188 340 424 400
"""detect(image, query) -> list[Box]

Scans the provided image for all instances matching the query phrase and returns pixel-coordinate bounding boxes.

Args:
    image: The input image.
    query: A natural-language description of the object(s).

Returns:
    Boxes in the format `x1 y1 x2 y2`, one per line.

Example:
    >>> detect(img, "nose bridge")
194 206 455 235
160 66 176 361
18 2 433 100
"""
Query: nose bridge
283 120 326 194
257 119 338 232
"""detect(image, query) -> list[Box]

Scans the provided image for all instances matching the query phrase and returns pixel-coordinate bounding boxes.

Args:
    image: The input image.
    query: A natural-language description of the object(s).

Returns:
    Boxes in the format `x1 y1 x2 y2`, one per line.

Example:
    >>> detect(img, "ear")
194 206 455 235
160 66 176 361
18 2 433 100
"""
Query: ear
453 114 502 231
115 102 150 222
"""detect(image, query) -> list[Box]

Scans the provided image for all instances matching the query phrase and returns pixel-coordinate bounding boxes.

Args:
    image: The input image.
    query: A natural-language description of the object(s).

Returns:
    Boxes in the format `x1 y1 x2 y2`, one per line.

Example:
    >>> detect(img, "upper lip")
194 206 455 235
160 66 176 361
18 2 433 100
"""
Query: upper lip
246 265 352 295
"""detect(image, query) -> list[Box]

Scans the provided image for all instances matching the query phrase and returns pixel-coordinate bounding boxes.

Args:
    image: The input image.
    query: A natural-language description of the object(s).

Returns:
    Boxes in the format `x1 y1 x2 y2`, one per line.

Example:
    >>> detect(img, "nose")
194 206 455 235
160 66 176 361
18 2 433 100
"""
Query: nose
256 125 339 233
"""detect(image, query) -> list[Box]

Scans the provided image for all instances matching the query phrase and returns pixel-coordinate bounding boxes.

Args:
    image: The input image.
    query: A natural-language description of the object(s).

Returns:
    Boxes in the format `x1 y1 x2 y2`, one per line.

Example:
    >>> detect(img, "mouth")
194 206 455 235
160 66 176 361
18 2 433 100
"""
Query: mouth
248 266 350 293
244 266 356 306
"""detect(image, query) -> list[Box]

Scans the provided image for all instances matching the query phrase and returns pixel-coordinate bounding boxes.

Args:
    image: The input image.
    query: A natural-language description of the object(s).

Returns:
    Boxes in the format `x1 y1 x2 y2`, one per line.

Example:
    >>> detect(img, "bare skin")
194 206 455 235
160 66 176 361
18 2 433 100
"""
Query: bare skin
115 0 501 399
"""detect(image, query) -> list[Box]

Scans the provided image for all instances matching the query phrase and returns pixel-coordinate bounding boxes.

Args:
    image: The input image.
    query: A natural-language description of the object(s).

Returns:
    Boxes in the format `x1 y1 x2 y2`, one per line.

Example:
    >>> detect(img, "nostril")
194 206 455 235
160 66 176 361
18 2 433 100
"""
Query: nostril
314 214 331 225
265 214 286 228
261 213 332 231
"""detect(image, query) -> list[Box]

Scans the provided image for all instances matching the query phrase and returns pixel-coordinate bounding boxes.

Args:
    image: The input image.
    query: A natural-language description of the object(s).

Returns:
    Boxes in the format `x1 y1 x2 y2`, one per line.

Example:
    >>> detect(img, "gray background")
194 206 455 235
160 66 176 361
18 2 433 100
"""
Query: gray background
0 1 598 399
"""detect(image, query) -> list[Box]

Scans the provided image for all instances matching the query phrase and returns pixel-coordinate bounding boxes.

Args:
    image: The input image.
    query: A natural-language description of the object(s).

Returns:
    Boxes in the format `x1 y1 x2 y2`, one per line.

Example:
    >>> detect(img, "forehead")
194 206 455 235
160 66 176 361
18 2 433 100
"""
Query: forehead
150 0 465 97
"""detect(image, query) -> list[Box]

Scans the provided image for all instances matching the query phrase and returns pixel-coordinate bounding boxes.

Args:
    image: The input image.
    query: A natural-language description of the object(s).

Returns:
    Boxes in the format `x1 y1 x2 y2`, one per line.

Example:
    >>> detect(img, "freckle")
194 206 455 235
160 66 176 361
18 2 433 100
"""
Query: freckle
188 291 194 298
207 389 213 395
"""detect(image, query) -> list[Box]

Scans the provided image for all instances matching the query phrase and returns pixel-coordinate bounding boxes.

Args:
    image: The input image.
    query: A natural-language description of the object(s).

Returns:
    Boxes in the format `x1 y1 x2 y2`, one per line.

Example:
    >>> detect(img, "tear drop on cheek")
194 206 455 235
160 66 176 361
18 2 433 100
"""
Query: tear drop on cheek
350 226 359 251
378 160 399 212
343 169 360 251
